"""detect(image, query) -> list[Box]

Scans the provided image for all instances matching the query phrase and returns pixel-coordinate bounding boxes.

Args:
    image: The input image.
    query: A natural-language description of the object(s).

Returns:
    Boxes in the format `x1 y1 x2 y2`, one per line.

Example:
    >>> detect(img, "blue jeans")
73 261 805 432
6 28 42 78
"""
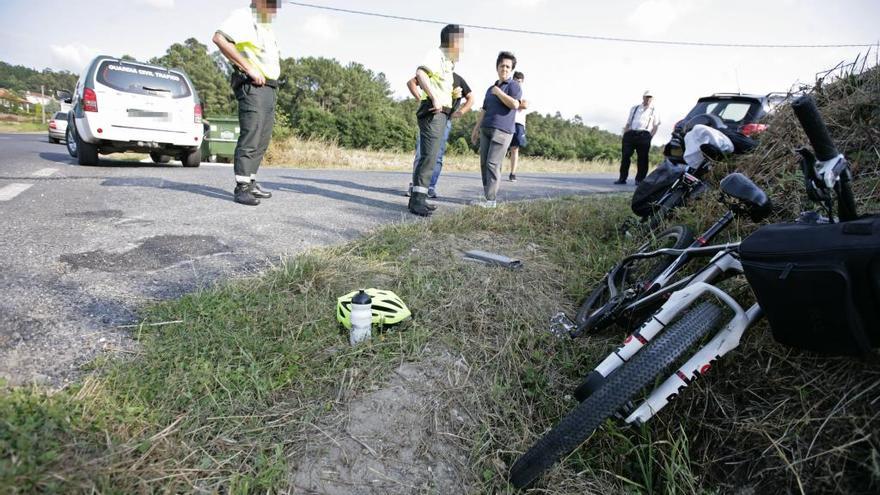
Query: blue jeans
412 119 452 192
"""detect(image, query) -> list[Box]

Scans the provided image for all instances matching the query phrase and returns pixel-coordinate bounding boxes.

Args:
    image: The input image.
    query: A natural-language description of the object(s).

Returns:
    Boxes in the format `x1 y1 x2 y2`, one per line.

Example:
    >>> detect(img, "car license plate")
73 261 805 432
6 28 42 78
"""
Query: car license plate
128 109 170 120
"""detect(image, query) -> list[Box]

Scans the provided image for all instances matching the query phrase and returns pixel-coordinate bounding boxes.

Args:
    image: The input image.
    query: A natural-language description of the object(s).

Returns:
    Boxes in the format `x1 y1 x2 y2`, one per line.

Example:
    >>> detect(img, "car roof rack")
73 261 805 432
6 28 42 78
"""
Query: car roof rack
706 92 765 98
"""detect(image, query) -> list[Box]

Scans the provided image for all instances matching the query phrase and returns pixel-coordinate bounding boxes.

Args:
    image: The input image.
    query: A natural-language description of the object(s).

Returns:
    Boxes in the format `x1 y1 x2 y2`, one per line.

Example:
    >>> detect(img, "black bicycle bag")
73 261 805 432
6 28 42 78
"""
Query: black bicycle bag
631 159 685 217
739 215 880 356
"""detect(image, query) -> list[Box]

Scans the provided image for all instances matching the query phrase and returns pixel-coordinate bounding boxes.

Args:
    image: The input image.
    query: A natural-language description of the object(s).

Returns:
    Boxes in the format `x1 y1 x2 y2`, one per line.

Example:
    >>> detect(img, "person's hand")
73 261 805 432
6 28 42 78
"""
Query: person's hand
247 67 266 86
491 86 503 98
451 110 464 119
431 98 443 114
471 128 479 146
452 86 463 99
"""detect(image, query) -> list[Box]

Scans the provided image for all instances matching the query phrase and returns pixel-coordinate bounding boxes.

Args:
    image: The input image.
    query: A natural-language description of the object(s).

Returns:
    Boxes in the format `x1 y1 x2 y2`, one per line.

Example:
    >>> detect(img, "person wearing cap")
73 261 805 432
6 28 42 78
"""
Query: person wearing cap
213 0 282 206
409 24 465 217
616 90 661 185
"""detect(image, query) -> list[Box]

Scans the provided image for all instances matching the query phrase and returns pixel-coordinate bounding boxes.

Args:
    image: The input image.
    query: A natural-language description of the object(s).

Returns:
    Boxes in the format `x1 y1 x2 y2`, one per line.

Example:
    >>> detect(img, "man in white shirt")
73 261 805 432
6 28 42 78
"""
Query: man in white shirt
508 71 528 182
616 90 661 185
213 0 282 206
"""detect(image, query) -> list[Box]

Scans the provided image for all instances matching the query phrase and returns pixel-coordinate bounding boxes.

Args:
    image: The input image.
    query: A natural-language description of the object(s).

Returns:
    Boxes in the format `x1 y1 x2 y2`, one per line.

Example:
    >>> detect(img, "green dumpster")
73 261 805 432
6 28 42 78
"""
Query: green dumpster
201 117 239 163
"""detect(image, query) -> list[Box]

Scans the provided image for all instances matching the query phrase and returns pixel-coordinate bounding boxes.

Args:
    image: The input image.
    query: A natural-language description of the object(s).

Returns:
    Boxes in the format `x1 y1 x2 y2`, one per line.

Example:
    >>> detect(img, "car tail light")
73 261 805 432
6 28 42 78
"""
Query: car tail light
83 88 98 112
49 121 57 129
194 104 203 124
741 123 768 137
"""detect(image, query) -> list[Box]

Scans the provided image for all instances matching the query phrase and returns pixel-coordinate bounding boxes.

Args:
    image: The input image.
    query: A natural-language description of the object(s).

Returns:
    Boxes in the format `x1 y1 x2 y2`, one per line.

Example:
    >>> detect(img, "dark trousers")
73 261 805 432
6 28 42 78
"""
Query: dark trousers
412 112 449 194
233 83 277 183
619 130 652 182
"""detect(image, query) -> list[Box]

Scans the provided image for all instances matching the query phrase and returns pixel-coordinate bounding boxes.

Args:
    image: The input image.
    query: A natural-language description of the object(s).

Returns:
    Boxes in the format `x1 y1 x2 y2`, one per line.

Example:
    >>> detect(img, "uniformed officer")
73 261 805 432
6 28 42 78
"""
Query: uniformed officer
409 24 465 217
213 0 282 206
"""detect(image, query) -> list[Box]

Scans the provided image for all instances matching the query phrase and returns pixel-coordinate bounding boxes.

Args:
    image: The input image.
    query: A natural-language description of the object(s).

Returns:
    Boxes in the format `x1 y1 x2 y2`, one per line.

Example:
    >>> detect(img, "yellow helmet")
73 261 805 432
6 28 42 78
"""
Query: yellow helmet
336 288 412 330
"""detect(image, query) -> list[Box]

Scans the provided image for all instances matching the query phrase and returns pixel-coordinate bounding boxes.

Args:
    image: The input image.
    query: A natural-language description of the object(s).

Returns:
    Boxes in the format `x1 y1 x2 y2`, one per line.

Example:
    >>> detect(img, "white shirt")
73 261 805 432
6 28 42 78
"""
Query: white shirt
626 104 660 132
218 8 281 80
514 93 527 126
417 48 455 108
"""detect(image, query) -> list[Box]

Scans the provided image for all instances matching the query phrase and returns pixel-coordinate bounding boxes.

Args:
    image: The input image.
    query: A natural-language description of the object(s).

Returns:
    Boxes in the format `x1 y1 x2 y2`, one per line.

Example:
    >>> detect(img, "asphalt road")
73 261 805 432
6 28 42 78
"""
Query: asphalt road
0 133 631 386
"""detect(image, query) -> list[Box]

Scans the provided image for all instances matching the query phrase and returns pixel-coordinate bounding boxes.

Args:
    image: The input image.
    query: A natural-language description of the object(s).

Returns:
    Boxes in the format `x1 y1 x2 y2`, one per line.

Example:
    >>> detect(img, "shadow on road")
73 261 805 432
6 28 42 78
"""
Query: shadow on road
259 179 405 211
101 177 232 201
38 152 193 169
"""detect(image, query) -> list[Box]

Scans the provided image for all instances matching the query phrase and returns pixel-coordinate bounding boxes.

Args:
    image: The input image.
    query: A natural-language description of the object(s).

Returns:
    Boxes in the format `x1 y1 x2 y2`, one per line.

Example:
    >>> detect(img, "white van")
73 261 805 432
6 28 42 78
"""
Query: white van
66 56 203 167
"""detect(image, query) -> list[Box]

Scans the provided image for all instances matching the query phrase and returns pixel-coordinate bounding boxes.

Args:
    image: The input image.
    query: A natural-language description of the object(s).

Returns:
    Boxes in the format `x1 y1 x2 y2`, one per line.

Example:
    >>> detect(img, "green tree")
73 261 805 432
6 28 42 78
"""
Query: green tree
150 38 235 116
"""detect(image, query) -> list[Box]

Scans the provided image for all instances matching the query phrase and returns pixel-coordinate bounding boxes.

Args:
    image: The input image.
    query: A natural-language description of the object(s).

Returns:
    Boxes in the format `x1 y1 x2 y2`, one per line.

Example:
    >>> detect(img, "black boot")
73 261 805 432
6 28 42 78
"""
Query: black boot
251 180 272 199
408 192 433 217
234 182 260 206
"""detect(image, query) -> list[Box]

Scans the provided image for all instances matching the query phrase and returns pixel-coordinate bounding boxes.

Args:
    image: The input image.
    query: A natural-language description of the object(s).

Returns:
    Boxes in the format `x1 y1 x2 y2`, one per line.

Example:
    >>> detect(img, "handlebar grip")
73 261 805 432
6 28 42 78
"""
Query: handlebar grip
792 95 839 161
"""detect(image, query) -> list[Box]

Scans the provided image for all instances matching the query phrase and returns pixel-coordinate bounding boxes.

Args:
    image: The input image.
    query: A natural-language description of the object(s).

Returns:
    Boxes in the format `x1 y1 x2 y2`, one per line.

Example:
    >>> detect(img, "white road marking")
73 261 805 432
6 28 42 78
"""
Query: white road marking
0 183 33 201
32 168 58 177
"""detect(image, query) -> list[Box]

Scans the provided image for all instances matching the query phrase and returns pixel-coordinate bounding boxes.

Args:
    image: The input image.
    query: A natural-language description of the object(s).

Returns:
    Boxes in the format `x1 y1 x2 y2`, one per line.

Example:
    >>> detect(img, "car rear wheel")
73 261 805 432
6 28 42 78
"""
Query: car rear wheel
150 152 171 164
181 147 201 168
74 126 99 166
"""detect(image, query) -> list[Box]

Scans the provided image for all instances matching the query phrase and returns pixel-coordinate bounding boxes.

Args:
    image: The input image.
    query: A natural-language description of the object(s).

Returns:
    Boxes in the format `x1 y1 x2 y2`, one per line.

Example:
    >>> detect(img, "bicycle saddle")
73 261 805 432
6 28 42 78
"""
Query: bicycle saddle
720 173 772 222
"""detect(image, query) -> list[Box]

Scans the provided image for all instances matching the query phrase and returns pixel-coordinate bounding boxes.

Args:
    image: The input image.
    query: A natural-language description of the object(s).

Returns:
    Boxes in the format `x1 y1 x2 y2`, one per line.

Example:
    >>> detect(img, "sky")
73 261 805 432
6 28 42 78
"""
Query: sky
1 0 878 144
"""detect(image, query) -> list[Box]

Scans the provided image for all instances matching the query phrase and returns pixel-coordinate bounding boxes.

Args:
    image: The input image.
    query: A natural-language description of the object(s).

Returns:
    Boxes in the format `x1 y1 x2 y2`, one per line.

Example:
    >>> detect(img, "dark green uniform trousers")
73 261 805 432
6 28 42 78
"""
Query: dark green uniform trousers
234 83 277 183
412 112 449 194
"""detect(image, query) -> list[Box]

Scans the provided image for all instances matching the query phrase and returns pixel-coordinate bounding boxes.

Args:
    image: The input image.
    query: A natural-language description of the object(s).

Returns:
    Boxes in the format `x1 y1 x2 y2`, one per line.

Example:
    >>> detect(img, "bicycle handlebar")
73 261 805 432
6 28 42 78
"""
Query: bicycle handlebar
792 95 839 162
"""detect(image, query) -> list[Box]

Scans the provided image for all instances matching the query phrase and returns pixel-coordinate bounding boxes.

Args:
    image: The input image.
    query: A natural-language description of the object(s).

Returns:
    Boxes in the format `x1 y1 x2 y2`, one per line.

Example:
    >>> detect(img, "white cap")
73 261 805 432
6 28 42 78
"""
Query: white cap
643 90 653 97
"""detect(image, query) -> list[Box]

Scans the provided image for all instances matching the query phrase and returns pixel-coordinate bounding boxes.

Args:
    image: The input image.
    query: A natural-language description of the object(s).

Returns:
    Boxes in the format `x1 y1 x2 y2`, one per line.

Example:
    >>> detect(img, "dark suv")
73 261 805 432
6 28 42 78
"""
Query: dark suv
664 93 785 161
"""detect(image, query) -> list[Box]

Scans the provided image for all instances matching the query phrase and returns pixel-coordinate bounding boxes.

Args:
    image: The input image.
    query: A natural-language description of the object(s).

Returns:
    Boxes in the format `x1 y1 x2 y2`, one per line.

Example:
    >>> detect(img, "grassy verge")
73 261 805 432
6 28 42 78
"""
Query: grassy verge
265 135 618 174
0 120 45 133
2 195 878 494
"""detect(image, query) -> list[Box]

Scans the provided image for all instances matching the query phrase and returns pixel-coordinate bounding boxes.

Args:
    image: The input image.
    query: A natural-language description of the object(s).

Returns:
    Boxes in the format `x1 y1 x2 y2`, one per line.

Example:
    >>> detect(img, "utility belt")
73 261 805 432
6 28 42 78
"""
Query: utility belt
231 71 279 90
416 99 455 120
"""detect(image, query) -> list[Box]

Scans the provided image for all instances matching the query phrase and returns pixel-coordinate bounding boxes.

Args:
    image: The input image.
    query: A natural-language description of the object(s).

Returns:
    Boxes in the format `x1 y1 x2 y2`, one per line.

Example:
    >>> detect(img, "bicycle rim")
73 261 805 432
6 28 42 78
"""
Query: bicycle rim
509 301 725 489
575 225 693 334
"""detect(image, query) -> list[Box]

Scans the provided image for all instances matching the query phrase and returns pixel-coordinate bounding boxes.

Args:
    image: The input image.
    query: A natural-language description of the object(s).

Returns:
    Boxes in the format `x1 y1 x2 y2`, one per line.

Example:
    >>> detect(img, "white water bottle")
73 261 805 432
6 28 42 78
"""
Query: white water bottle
349 290 372 346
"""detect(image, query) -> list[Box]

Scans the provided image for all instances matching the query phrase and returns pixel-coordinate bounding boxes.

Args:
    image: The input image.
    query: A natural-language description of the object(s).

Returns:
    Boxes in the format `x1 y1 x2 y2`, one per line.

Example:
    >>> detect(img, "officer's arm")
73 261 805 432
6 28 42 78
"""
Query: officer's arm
406 77 421 100
416 69 440 111
213 32 265 86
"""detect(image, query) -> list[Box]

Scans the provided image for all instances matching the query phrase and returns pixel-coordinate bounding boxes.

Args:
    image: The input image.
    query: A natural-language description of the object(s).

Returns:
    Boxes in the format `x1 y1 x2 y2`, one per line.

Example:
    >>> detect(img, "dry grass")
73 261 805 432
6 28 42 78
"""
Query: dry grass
264 135 618 174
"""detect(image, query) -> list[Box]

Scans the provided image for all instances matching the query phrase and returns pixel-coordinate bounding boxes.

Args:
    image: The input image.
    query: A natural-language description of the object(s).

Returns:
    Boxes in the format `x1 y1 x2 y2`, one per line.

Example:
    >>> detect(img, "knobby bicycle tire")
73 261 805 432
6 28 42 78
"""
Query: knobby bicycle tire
509 301 725 489
574 225 693 331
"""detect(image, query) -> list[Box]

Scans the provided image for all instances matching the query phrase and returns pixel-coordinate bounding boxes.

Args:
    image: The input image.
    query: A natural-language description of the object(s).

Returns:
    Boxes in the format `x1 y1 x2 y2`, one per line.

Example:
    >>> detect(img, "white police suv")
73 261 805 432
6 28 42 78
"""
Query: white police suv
66 56 203 167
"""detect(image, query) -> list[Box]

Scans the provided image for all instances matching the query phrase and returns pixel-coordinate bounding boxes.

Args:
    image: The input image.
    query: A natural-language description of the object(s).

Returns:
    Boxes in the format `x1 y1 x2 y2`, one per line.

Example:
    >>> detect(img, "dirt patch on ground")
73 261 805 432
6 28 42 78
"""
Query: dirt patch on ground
289 350 473 494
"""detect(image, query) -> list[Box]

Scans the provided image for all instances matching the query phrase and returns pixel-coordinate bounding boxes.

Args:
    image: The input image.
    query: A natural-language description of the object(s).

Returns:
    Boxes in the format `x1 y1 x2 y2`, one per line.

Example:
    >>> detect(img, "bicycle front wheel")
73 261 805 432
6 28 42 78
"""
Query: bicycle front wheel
509 301 724 489
574 225 693 332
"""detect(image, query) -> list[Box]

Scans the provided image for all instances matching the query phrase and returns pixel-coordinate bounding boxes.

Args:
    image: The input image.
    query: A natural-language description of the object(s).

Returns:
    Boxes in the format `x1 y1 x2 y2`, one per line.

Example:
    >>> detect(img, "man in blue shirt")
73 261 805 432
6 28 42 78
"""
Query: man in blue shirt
470 51 522 208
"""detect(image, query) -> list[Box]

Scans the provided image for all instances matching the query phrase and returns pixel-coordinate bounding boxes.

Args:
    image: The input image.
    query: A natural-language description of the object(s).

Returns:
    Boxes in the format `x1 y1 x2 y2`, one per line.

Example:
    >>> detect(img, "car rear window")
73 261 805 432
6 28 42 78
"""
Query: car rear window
95 61 192 99
686 100 759 126
54 112 68 120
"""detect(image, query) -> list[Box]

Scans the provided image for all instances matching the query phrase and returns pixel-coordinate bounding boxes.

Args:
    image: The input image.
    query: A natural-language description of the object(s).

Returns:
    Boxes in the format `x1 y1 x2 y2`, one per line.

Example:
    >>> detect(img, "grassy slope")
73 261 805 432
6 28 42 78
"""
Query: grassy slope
2 193 877 494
